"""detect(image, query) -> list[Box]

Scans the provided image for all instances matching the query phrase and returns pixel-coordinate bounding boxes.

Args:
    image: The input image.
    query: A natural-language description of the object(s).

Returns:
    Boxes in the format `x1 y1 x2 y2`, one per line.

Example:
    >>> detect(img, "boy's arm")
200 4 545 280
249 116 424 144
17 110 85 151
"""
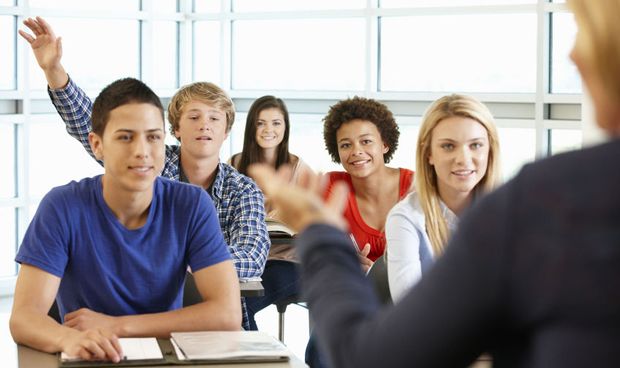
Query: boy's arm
10 264 123 362
19 16 99 163
227 183 270 279
63 260 242 337
19 16 68 89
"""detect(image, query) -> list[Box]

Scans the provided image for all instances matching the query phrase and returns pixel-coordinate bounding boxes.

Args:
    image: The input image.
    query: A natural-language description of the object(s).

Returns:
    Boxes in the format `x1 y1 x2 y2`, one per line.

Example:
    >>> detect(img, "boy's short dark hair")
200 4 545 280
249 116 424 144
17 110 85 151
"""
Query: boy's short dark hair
91 77 164 136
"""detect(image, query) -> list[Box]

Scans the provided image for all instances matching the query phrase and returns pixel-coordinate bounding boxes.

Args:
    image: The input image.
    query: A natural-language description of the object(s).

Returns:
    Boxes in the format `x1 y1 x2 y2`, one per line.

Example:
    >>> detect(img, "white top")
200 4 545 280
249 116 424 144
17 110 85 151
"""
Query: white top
385 191 458 302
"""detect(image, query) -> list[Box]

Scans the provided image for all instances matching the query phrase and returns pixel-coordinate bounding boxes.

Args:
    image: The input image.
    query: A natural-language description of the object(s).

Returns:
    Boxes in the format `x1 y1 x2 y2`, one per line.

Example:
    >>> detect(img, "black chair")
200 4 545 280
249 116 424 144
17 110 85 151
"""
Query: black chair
366 254 392 305
48 299 61 323
48 271 201 322
182 271 202 307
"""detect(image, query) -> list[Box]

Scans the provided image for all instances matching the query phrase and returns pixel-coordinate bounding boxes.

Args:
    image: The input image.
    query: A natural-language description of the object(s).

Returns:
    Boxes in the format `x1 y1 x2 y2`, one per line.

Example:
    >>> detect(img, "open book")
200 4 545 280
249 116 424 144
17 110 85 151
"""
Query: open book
171 331 290 362
266 217 296 238
58 332 290 366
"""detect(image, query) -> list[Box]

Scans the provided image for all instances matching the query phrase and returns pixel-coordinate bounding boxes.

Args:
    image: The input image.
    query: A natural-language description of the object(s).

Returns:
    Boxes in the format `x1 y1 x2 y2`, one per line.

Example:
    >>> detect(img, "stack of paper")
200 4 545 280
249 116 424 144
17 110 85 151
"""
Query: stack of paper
60 337 164 366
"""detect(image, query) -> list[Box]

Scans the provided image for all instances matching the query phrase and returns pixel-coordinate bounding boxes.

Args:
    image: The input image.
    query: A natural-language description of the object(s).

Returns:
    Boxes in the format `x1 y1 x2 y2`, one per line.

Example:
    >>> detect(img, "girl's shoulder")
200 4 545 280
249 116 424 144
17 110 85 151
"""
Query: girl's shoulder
388 191 426 225
395 167 414 195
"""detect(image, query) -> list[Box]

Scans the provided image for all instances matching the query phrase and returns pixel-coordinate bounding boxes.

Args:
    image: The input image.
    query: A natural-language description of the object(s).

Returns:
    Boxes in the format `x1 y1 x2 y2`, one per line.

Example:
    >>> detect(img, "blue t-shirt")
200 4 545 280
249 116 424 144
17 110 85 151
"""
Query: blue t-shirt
16 175 231 320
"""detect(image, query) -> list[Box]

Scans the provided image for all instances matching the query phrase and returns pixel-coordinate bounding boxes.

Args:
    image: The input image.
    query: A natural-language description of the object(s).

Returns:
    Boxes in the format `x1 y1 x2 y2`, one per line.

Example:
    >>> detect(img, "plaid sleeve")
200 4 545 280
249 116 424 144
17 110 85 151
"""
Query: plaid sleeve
48 77 100 164
225 181 270 279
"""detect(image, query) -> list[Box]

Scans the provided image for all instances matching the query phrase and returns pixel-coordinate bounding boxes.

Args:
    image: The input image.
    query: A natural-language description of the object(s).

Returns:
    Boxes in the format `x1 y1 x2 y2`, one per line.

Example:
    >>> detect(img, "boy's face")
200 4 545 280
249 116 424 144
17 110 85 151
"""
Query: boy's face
174 100 229 161
90 102 165 194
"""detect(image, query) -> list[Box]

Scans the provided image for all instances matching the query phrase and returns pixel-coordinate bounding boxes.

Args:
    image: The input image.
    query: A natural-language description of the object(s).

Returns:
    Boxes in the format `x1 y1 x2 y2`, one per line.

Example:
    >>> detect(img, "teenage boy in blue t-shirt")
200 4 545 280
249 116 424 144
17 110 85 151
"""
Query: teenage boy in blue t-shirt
9 78 241 363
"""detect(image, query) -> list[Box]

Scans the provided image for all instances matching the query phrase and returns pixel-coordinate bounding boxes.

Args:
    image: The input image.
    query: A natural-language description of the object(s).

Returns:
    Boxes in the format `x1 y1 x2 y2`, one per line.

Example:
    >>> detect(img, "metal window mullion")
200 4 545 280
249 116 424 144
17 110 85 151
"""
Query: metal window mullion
178 0 192 86
15 10 30 272
534 0 550 159
221 0 232 91
365 0 379 95
140 2 154 85
222 0 233 157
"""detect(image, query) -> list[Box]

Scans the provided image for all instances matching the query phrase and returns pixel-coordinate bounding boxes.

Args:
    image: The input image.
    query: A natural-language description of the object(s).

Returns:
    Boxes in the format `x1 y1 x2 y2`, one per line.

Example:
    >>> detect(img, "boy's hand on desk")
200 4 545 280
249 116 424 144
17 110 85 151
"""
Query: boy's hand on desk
64 308 121 335
61 327 123 363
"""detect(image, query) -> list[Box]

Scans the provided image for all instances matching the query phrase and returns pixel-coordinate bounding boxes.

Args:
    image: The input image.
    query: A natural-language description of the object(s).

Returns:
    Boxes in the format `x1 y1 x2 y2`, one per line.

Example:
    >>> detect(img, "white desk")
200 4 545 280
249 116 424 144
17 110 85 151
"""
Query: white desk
12 343 307 368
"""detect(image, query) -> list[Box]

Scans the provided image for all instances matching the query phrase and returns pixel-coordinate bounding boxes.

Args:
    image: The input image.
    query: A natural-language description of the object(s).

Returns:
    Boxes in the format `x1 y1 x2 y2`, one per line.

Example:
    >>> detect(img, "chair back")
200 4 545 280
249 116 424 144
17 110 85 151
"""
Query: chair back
47 271 200 322
183 271 202 307
366 254 392 305
48 300 61 323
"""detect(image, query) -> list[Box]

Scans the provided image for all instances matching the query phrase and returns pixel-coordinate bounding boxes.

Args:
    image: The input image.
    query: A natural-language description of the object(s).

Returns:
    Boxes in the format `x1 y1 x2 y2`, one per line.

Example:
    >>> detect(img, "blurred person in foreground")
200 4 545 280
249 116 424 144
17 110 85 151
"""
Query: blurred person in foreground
248 1 620 365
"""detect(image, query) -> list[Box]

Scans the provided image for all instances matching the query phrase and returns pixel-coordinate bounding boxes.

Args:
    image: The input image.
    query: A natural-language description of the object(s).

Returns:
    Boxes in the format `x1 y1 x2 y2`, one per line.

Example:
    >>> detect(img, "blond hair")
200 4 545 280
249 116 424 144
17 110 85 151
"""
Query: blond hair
568 0 620 103
167 82 235 137
415 94 501 256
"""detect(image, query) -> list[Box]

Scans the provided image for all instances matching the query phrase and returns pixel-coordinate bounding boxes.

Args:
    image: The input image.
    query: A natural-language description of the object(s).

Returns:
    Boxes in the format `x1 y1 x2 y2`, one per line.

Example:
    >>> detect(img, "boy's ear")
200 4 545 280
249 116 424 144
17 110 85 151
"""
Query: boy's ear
88 132 104 161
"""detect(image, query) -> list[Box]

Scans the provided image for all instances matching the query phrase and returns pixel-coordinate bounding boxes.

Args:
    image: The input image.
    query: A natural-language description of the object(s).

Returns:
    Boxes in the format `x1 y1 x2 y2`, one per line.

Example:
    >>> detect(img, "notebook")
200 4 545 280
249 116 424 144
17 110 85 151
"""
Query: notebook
171 331 291 362
58 331 290 367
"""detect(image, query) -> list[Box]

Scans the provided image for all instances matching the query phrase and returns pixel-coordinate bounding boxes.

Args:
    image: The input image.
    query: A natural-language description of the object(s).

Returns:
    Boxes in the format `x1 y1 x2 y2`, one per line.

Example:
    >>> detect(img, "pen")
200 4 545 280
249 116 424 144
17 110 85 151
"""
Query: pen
349 233 360 253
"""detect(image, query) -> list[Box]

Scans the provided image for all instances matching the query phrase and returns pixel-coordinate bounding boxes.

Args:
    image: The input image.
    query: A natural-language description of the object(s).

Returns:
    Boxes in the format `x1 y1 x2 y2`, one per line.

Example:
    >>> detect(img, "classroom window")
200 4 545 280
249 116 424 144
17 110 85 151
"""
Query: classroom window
193 21 221 85
193 0 221 13
550 129 581 155
151 0 178 13
28 0 139 10
497 127 536 180
380 0 535 6
388 121 420 172
233 0 365 12
28 18 139 91
0 16 15 90
286 114 341 172
227 112 246 158
380 14 537 93
0 124 15 199
0 207 16 278
152 21 179 89
28 120 103 198
232 19 366 91
551 12 581 94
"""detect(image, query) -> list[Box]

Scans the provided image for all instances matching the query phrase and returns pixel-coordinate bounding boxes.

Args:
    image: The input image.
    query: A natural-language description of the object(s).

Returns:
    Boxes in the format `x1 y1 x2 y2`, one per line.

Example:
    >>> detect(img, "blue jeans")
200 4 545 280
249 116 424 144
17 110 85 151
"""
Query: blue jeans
245 260 301 331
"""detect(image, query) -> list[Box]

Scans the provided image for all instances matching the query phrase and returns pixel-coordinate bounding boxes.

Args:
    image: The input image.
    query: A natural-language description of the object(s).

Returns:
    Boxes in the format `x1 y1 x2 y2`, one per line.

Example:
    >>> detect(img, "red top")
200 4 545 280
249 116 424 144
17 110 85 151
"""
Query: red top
325 168 414 261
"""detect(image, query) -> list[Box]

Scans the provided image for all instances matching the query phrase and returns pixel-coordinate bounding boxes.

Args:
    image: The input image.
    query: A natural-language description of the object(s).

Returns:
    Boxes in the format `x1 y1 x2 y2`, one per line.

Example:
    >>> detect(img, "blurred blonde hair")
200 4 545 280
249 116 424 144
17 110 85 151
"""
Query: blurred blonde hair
167 82 235 137
568 0 620 103
415 94 501 255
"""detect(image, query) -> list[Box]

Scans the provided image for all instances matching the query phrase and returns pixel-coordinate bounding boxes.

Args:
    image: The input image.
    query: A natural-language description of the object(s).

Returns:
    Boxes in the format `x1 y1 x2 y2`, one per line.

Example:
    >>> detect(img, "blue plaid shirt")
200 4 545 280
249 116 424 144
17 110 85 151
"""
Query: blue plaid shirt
48 77 270 330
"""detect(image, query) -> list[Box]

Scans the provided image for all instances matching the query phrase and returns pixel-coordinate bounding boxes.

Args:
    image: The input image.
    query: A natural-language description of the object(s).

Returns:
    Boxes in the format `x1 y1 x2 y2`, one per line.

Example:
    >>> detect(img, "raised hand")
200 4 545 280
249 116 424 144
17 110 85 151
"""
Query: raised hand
248 163 349 233
19 16 68 88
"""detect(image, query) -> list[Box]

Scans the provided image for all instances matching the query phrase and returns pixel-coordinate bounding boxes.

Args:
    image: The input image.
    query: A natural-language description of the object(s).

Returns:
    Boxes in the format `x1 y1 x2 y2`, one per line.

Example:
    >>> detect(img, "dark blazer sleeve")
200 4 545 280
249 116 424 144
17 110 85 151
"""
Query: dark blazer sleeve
298 180 516 368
